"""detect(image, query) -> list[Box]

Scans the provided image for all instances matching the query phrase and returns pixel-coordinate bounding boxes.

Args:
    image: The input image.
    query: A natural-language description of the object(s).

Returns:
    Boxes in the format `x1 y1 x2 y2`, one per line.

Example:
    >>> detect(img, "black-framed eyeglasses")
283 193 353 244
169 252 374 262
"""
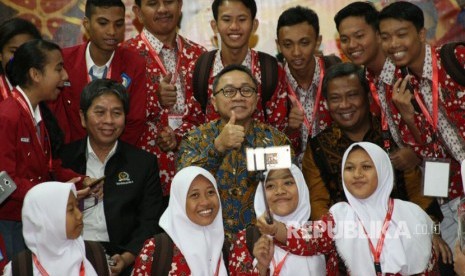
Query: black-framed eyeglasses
213 86 256 98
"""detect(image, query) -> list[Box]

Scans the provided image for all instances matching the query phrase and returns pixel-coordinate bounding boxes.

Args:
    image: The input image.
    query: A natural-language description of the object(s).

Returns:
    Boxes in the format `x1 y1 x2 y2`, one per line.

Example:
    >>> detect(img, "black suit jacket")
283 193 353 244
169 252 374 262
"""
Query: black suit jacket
59 139 164 256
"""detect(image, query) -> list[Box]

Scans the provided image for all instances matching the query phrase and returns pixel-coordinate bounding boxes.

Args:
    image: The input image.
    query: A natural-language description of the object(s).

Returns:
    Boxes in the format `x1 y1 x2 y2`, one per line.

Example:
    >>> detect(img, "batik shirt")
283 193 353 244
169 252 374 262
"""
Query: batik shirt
284 57 332 164
122 29 206 195
384 44 465 200
177 119 291 239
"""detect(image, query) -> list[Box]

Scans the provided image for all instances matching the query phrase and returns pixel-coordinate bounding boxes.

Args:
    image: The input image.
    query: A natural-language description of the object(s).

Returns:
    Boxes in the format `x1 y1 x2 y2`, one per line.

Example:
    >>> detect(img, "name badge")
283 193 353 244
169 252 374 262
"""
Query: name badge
168 115 183 130
422 158 450 198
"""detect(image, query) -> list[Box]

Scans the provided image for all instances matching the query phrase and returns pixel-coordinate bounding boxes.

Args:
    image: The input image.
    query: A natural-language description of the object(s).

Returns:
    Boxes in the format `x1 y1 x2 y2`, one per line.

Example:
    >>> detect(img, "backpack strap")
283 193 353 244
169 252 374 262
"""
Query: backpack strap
440 42 465 87
11 250 33 276
257 52 279 121
245 225 262 255
193 50 218 114
84 240 110 276
322 54 342 70
152 233 174 276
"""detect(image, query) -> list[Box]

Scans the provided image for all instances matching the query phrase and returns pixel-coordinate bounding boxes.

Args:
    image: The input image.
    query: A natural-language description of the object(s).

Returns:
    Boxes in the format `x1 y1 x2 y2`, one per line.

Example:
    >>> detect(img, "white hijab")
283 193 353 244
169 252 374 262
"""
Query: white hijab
22 182 98 276
330 142 432 275
254 164 326 275
159 166 227 276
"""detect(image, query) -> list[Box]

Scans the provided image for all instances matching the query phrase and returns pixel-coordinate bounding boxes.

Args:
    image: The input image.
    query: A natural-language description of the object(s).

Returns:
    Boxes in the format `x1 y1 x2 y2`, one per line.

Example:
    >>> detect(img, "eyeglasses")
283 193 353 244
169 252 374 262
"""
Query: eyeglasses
213 86 256 98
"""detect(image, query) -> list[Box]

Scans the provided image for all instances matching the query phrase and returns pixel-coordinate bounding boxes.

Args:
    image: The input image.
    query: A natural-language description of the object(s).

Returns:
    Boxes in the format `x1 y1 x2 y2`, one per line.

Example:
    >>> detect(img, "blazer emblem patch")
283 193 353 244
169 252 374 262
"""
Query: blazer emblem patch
116 171 133 185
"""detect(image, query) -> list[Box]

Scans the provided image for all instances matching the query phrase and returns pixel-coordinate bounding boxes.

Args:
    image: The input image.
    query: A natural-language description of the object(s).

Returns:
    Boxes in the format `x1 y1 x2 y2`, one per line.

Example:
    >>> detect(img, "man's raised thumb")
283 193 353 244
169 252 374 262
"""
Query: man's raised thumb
228 110 236 125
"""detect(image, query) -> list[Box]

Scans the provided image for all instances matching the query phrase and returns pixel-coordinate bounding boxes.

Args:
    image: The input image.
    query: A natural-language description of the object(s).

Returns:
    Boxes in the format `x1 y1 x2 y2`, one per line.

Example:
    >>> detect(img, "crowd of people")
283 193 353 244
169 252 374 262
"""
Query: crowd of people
1 0 465 275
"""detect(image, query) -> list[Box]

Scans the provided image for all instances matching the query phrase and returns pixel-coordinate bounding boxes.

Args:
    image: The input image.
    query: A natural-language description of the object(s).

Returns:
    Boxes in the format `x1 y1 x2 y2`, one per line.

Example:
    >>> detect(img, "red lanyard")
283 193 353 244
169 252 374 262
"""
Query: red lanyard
270 251 290 276
11 90 53 173
410 48 439 154
33 253 85 276
0 75 11 100
358 198 394 275
214 256 221 276
141 31 184 84
369 82 391 151
286 57 325 136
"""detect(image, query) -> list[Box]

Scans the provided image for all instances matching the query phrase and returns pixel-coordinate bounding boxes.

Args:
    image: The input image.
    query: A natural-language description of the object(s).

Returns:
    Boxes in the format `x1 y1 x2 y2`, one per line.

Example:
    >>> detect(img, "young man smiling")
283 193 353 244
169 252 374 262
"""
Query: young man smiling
50 0 147 146
276 6 339 165
378 1 465 260
122 0 206 200
177 0 295 150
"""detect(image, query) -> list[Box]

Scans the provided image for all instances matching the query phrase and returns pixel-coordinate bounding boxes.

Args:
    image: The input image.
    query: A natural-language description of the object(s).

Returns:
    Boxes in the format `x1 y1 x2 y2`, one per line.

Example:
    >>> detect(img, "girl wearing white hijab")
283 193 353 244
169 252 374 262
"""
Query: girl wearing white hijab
3 181 99 276
229 164 326 275
132 166 227 276
256 142 438 275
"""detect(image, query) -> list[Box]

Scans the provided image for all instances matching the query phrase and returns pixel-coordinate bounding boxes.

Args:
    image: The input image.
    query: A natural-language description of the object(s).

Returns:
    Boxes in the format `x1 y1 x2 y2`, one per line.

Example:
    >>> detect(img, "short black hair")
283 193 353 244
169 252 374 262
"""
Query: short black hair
85 0 126 18
322 62 368 99
6 39 61 87
212 64 258 94
80 78 129 117
334 1 378 31
277 6 319 38
212 0 257 21
0 17 41 74
378 1 424 31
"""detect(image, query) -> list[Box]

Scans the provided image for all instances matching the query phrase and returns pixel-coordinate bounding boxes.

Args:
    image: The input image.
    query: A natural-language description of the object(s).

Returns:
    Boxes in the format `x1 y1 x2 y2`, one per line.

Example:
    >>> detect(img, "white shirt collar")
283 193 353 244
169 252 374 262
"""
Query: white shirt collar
85 42 115 74
142 28 179 53
15 86 42 124
86 137 118 164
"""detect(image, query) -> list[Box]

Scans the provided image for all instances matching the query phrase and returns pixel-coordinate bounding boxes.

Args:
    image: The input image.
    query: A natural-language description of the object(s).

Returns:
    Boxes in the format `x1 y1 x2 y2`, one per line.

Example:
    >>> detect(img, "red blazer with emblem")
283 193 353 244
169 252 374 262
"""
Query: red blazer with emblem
48 43 147 145
0 90 82 221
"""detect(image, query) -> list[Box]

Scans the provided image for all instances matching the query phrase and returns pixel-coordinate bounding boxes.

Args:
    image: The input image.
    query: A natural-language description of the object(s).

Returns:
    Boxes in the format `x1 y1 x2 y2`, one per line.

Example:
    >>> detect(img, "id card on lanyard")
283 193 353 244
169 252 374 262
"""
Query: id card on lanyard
422 158 450 198
414 48 451 197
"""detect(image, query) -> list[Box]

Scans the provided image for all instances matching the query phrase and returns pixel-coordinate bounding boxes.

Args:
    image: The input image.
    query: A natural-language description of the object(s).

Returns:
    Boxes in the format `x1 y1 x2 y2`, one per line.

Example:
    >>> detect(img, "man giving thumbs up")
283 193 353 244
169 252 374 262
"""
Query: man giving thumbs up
177 64 292 239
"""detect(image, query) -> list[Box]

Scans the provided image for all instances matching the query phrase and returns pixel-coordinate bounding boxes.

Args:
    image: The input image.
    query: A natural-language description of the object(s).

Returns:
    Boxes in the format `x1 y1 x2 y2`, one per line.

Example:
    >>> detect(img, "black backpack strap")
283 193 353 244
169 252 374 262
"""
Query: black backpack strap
245 225 262 255
84 240 110 276
193 50 218 114
440 42 465 87
11 250 33 276
322 54 342 70
258 52 279 121
152 233 173 276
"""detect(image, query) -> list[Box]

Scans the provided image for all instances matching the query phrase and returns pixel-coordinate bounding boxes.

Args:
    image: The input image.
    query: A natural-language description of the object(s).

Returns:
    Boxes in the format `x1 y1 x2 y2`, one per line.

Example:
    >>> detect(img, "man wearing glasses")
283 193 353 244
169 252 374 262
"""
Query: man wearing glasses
177 64 292 240
59 79 164 276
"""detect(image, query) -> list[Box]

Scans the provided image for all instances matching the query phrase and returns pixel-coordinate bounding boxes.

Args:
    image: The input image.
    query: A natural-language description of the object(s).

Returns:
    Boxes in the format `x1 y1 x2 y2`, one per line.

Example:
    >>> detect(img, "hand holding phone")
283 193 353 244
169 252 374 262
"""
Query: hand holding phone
86 176 105 188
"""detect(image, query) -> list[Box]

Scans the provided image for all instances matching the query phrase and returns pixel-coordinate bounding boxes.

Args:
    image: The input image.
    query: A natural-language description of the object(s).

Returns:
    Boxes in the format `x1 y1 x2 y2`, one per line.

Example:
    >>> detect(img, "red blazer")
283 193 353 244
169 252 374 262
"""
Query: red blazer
49 43 147 145
0 91 82 221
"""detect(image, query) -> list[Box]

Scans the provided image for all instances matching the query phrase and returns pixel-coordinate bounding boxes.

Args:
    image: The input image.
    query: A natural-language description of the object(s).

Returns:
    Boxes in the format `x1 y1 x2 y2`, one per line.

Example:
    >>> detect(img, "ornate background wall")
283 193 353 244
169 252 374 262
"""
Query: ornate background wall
1 0 464 58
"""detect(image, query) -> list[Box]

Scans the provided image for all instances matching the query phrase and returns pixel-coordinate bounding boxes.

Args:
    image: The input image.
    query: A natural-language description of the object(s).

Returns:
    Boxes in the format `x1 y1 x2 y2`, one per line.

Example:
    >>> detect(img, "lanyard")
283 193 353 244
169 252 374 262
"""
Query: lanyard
33 253 85 276
358 198 394 275
285 57 325 136
369 82 391 151
141 32 184 84
12 90 53 173
410 48 439 154
270 251 290 276
0 75 10 100
214 256 221 276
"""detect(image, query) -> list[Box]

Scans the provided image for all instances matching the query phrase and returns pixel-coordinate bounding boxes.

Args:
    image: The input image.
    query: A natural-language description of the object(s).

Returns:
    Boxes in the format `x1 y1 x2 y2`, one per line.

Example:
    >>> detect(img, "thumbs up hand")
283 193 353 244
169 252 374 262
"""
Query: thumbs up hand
214 111 246 153
158 73 177 108
288 96 304 130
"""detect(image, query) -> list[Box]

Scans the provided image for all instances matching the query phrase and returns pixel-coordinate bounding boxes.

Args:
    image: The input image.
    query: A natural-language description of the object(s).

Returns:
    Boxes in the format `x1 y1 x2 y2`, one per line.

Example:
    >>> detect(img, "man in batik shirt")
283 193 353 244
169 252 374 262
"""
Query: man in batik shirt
177 65 291 239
